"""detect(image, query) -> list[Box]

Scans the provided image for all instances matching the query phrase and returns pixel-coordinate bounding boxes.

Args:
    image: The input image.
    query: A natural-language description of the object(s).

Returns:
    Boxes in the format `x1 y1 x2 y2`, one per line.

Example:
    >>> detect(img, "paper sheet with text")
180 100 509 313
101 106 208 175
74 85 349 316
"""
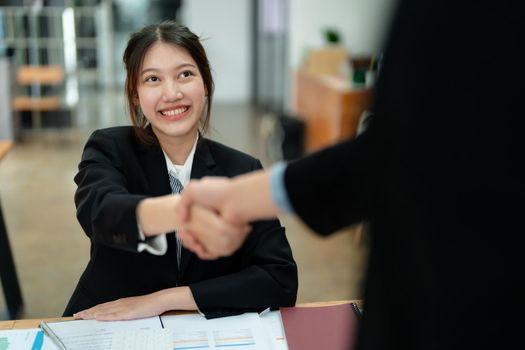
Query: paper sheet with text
46 316 162 350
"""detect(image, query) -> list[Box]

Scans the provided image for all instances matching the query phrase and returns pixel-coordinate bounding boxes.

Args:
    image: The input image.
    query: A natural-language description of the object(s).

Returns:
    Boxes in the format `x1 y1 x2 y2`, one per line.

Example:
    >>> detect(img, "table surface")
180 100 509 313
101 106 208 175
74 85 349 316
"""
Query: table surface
0 300 362 330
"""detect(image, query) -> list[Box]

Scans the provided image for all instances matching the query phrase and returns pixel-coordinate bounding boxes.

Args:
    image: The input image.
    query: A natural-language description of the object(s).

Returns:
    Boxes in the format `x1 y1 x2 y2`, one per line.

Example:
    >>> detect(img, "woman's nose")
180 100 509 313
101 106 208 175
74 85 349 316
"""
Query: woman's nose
162 81 183 102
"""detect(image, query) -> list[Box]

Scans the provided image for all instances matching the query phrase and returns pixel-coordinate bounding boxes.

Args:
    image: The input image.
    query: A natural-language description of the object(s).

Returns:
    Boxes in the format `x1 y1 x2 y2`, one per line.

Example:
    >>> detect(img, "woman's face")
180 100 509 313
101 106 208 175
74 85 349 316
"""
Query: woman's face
136 41 206 145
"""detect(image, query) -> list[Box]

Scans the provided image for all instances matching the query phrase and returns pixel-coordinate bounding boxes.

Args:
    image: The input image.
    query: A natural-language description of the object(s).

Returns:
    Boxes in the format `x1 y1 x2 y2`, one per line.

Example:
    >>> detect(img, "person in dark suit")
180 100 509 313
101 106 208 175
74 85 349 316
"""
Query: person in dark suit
64 20 297 320
177 0 524 349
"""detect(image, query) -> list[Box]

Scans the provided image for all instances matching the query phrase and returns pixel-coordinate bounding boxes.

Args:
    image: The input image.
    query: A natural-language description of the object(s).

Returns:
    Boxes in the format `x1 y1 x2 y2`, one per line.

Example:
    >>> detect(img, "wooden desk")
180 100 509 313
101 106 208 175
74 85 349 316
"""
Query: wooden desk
0 141 24 320
0 300 362 329
296 70 373 153
0 316 70 330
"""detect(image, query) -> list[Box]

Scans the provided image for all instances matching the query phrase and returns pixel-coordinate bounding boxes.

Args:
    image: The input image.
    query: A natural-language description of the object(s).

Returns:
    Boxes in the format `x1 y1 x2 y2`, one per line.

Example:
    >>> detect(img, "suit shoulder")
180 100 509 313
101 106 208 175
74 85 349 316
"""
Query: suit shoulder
91 126 134 140
204 138 258 162
201 138 262 174
83 126 148 161
88 126 143 148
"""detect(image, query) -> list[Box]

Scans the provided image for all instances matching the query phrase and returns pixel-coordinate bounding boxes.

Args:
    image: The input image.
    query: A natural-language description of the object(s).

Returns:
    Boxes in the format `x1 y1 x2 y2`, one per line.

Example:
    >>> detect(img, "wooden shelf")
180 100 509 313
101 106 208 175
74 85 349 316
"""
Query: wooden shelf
16 65 64 85
12 96 61 111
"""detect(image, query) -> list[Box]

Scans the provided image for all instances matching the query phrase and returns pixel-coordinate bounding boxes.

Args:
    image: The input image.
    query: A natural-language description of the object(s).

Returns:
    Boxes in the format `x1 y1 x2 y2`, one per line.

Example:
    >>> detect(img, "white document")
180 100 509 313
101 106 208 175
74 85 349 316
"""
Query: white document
45 316 162 350
0 328 59 350
161 312 271 350
110 329 172 350
260 310 288 350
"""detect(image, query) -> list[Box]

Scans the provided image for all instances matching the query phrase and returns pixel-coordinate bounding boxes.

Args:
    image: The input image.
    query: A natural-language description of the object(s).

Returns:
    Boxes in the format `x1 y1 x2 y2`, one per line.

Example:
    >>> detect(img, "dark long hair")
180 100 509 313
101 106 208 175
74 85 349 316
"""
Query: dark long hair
123 20 214 144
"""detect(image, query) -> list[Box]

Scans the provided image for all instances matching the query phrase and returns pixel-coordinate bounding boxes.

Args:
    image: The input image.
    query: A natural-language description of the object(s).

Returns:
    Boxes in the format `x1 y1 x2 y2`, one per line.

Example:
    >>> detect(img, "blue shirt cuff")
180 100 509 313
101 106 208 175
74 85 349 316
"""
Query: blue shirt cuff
270 161 295 214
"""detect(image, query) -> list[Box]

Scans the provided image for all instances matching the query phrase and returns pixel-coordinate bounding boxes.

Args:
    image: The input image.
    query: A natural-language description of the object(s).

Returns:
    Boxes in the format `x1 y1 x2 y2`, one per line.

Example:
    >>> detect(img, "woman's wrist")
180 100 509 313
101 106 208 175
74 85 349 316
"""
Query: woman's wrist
137 195 182 237
155 286 198 312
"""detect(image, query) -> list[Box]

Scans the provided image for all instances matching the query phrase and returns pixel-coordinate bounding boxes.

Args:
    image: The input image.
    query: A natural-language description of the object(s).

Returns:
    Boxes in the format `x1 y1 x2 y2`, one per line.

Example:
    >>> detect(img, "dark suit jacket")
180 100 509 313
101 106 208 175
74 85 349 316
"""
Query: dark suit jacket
64 126 297 317
285 0 523 349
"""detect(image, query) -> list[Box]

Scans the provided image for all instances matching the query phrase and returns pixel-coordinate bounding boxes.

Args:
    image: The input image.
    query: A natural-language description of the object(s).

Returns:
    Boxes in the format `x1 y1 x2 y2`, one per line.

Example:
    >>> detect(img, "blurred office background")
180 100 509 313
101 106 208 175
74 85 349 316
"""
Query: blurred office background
0 0 395 318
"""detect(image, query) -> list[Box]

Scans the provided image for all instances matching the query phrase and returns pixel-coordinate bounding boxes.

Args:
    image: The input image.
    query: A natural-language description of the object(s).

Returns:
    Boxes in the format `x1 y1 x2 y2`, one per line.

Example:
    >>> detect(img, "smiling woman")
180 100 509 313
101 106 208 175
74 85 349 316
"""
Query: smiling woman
63 21 298 321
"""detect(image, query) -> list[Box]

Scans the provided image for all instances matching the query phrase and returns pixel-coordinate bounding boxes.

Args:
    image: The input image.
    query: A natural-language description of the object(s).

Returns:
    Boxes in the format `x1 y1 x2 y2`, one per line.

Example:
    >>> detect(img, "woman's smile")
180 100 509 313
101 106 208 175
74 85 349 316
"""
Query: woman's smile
159 105 190 120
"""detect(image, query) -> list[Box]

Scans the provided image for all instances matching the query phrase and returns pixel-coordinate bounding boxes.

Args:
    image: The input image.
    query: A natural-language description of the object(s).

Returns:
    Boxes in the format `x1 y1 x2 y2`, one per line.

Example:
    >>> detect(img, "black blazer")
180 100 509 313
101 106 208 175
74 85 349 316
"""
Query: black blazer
285 1 524 349
64 126 297 317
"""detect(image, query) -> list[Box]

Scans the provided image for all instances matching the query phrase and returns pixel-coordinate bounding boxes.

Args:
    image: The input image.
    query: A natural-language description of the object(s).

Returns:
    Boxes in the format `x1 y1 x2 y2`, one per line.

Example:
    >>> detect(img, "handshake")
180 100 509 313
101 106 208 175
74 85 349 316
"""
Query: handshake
169 169 280 260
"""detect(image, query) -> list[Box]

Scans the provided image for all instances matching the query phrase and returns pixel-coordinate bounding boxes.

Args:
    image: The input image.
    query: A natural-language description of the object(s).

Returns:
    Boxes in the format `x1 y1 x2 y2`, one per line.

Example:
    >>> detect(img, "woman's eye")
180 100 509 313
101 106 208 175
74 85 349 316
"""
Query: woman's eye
145 76 159 82
180 71 194 79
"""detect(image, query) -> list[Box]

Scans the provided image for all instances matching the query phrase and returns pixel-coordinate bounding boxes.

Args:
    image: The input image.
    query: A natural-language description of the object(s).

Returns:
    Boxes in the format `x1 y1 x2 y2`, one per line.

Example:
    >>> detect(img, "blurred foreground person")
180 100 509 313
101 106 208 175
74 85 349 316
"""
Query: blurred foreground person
179 0 524 349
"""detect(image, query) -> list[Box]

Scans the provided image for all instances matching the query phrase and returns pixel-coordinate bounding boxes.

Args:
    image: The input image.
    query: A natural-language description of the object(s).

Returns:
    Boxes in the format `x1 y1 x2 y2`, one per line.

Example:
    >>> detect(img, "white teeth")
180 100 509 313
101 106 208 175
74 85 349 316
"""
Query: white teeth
161 107 188 116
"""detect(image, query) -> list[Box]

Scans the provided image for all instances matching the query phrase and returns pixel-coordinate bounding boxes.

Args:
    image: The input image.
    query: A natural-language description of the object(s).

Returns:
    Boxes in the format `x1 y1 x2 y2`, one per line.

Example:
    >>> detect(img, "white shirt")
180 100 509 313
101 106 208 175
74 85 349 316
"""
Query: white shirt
137 135 199 255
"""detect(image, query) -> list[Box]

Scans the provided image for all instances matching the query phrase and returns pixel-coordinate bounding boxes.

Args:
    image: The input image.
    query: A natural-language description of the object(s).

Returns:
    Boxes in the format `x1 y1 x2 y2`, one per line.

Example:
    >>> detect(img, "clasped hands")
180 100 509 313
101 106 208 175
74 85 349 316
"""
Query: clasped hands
177 170 277 259
177 177 253 260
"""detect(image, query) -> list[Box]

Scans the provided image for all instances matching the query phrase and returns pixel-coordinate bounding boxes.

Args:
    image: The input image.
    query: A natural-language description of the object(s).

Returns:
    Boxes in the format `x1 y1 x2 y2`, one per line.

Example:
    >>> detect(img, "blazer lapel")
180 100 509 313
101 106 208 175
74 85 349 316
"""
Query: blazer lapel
179 138 221 280
136 129 171 197
190 138 222 179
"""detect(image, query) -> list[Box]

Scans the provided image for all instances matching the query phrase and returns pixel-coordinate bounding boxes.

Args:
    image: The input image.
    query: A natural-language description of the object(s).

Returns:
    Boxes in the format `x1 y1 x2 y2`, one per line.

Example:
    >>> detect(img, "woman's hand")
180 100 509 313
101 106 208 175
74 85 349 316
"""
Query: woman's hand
73 294 165 321
73 287 197 321
179 203 251 260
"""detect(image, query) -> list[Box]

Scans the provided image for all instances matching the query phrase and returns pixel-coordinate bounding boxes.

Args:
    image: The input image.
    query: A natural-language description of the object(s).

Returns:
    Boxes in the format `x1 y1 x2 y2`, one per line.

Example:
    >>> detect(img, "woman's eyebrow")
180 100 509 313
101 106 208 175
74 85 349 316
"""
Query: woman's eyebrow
141 63 197 75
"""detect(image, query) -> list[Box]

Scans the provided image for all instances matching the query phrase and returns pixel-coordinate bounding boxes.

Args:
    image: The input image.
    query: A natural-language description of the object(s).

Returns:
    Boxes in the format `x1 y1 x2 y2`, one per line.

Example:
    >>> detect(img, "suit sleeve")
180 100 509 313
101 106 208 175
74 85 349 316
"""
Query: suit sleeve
189 160 298 316
74 129 147 252
285 127 376 236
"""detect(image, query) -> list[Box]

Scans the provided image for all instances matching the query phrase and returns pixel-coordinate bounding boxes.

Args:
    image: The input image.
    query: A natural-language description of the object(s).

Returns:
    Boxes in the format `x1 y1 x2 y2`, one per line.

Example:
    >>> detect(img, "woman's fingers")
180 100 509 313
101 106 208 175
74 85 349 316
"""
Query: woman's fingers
178 230 219 260
73 295 161 321
182 204 251 258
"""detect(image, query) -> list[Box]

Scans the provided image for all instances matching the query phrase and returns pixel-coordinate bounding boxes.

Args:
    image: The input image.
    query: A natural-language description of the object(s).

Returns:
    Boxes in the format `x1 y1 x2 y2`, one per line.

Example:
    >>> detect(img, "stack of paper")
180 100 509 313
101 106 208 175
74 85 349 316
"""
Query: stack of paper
39 312 284 350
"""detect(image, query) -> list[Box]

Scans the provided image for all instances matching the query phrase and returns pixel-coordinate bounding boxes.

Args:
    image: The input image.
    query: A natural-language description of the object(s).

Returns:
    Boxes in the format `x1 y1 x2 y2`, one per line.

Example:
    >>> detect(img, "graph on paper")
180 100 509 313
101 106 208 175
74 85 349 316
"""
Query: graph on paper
174 330 209 349
213 328 256 347
162 313 270 350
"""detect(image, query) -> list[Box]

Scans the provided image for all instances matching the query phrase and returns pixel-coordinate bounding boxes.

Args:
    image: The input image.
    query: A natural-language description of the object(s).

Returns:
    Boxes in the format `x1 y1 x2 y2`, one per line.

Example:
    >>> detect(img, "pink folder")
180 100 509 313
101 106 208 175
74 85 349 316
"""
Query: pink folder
280 303 360 350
